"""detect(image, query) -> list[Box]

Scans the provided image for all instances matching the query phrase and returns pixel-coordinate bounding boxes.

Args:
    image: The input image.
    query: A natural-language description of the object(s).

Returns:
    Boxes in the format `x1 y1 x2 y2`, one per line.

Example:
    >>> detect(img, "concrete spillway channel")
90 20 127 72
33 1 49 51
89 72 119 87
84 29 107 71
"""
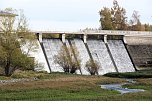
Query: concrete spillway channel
107 40 135 72
87 40 116 75
42 39 64 72
42 38 136 75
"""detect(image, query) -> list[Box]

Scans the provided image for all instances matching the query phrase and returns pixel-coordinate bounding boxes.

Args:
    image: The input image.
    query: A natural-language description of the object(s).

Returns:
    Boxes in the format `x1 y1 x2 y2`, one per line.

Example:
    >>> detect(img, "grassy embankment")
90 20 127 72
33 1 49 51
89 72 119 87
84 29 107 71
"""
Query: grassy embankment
0 70 151 101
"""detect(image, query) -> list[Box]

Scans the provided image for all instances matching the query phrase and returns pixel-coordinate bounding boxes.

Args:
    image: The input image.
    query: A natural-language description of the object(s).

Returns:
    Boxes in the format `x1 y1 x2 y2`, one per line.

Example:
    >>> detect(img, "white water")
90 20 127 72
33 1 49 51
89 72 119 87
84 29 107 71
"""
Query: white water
70 39 90 75
43 39 64 72
87 40 116 75
107 40 135 72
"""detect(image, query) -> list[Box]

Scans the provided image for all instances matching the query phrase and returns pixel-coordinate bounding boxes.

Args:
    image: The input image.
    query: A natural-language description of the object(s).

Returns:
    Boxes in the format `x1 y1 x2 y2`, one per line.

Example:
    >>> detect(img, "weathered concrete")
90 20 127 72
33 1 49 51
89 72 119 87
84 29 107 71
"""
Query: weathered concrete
39 33 42 43
62 34 66 43
83 34 87 43
104 35 108 43
125 36 152 45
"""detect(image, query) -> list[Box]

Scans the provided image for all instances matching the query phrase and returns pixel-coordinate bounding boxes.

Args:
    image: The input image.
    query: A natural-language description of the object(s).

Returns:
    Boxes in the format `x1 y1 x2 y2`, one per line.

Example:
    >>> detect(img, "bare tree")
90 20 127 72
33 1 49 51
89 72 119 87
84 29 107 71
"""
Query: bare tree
129 10 141 31
54 45 81 74
85 59 100 75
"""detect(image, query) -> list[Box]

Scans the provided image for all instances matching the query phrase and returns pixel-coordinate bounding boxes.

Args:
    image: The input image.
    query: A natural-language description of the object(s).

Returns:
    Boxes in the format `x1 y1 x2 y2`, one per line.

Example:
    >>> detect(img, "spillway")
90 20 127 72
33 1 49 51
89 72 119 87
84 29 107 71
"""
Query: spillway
87 40 116 75
42 38 135 74
70 39 90 75
42 39 64 72
107 40 135 72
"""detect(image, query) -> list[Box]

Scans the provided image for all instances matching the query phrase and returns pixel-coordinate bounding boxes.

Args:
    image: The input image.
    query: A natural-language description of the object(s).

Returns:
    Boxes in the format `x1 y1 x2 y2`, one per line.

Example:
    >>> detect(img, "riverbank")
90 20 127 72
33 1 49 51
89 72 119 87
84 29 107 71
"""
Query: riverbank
0 71 151 101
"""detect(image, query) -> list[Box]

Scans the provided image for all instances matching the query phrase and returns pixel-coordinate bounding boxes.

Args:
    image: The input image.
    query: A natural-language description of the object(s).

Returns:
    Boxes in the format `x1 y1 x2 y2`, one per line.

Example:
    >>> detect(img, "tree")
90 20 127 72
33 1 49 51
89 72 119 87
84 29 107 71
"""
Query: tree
111 0 127 30
54 45 81 74
144 24 152 31
99 0 127 30
129 10 142 31
99 7 113 30
85 59 100 75
0 8 36 76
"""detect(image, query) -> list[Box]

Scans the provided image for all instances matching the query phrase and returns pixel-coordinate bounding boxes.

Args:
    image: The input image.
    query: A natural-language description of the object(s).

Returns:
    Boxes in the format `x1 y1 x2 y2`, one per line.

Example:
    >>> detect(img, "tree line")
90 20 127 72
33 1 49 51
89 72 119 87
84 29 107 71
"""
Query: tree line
99 0 152 31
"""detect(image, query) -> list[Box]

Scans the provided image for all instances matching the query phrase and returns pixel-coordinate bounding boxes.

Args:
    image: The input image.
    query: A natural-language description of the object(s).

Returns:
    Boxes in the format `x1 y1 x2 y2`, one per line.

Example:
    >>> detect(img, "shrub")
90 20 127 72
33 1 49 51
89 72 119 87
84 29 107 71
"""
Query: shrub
54 45 81 74
85 59 100 75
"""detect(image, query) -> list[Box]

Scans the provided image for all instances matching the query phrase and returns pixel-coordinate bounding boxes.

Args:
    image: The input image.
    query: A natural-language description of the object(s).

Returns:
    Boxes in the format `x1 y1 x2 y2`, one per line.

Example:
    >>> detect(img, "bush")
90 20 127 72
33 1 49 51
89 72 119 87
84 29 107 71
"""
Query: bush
54 45 81 74
85 59 100 75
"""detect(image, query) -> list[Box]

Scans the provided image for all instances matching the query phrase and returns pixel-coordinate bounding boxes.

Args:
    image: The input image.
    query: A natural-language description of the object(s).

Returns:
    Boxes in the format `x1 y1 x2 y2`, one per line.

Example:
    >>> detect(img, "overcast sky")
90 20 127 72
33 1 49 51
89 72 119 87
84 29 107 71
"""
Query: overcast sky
0 0 152 31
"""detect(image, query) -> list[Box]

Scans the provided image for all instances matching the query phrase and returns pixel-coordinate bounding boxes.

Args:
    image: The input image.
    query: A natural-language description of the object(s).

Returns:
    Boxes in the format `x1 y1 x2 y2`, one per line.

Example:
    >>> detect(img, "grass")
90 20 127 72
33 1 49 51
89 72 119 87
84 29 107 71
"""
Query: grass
104 70 152 78
0 71 152 101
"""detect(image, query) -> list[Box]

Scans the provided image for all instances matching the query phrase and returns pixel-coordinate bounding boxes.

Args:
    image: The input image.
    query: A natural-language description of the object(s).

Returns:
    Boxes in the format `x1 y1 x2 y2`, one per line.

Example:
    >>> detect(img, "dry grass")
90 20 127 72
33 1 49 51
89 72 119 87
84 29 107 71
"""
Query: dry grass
0 73 125 91
0 72 152 101
136 78 152 84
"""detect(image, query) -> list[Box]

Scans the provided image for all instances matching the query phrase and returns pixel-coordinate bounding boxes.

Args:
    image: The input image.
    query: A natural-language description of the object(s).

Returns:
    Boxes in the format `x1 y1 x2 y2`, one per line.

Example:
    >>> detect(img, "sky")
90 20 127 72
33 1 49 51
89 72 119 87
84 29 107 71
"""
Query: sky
0 0 152 31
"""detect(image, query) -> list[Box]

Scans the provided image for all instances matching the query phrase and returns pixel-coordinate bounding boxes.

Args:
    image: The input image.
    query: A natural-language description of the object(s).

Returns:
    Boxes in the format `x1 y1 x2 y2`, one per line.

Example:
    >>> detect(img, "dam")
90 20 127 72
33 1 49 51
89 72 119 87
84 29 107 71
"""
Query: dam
31 30 152 75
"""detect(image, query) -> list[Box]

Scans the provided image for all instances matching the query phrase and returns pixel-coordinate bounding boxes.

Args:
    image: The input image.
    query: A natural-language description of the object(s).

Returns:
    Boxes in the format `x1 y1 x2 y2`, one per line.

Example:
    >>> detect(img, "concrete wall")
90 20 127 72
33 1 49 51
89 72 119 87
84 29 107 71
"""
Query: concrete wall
125 36 152 45
127 45 152 67
21 40 50 73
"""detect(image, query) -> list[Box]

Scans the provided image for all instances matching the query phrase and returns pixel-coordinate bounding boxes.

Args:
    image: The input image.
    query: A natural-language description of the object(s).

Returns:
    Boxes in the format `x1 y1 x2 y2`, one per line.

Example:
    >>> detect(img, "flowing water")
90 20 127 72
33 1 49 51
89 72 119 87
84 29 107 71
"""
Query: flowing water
43 39 63 72
101 79 144 94
87 40 116 75
42 39 135 74
70 39 90 75
107 40 135 72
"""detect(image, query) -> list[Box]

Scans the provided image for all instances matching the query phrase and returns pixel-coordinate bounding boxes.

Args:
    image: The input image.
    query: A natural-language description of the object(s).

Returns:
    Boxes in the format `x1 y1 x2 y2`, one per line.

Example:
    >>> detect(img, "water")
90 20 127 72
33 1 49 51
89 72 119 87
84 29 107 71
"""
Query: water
107 40 135 72
43 39 63 72
101 83 144 94
87 40 116 75
70 39 90 75
42 39 135 74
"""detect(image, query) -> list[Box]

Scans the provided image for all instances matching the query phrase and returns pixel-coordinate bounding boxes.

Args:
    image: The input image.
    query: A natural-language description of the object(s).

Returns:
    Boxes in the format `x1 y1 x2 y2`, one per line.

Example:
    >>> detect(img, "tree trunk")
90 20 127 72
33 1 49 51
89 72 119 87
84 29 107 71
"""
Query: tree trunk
5 61 11 76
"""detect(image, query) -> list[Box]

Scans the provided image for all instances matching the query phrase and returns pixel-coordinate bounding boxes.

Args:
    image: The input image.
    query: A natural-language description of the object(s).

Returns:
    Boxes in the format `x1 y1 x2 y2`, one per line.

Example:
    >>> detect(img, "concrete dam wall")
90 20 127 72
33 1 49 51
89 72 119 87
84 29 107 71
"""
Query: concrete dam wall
41 38 135 75
127 45 152 67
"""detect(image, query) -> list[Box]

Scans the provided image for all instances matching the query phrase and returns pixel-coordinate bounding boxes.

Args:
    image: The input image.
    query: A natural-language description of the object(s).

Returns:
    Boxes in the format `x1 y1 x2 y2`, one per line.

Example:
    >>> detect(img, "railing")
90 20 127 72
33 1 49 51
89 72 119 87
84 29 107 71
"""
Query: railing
33 30 152 36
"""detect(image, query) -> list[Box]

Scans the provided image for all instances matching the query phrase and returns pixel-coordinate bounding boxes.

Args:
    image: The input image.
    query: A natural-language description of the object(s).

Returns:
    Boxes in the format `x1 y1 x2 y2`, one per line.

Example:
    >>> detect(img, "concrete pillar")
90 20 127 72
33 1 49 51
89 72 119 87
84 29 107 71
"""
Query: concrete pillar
62 34 66 43
104 35 108 43
39 33 42 43
123 36 127 44
83 34 87 43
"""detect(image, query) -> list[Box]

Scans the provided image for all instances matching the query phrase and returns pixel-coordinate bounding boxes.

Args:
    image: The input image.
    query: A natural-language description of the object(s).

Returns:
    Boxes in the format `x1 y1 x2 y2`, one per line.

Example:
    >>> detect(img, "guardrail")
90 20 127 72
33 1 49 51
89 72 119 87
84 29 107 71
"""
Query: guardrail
33 30 152 36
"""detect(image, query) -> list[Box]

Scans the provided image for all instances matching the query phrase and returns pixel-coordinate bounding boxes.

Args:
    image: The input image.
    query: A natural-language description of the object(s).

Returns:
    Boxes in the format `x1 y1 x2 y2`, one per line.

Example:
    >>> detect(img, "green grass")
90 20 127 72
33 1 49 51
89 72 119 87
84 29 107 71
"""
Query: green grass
0 71 152 101
104 71 152 78
0 87 118 101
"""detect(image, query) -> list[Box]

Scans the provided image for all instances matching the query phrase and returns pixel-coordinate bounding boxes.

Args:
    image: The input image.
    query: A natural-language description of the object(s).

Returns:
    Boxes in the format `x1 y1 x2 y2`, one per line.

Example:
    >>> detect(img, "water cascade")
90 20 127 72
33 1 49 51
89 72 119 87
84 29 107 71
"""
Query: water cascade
42 39 63 72
70 39 90 75
107 40 135 72
87 40 116 75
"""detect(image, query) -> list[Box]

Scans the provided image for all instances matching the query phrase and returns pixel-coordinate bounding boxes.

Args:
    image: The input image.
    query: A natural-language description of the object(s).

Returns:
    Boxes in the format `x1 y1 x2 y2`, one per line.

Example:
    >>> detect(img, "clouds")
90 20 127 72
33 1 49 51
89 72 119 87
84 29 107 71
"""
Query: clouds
0 0 152 31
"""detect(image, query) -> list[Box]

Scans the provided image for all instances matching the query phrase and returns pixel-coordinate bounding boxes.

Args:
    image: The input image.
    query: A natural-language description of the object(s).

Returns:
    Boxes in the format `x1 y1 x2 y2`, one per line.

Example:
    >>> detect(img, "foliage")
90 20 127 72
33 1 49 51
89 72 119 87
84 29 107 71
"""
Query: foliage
99 7 113 30
85 59 100 75
0 8 36 76
99 0 152 31
99 0 127 30
42 34 60 39
54 45 81 74
144 24 152 31
111 0 127 30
